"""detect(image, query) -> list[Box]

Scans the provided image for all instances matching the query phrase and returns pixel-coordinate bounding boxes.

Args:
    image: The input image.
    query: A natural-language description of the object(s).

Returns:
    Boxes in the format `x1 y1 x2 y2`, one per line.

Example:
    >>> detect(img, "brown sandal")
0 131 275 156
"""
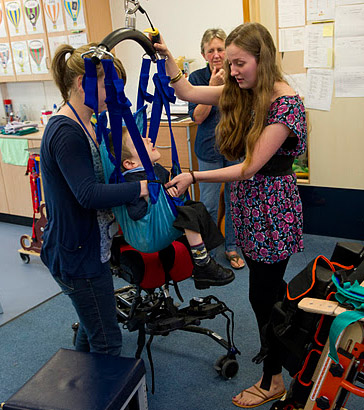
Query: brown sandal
232 385 286 408
225 252 245 270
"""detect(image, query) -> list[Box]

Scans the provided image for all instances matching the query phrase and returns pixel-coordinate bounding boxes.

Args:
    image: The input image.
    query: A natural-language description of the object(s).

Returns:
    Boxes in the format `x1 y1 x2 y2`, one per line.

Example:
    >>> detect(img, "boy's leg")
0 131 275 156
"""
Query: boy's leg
184 228 235 290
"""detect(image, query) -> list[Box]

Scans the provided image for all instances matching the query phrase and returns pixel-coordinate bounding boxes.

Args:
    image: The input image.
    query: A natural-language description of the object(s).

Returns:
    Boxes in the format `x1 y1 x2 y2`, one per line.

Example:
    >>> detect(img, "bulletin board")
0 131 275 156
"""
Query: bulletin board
273 0 364 190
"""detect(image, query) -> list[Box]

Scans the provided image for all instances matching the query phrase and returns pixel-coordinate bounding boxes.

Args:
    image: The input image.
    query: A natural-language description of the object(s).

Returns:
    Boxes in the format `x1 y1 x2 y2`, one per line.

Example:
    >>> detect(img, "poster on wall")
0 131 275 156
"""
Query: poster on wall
0 43 15 75
306 0 335 22
5 1 26 36
28 38 48 73
278 0 305 27
63 0 85 31
0 5 8 37
68 32 87 49
43 0 65 33
304 23 334 68
11 40 31 74
48 34 67 58
23 0 44 34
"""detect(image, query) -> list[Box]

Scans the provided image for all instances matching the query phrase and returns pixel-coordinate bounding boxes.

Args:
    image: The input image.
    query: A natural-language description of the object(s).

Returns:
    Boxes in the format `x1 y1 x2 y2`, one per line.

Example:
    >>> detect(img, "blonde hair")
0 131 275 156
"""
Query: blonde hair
216 23 285 174
109 127 136 173
51 43 126 104
200 28 227 54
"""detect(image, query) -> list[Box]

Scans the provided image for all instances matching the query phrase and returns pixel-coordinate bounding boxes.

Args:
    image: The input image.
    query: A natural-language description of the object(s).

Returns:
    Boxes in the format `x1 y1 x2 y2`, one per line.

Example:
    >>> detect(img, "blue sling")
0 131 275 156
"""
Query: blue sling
83 56 187 253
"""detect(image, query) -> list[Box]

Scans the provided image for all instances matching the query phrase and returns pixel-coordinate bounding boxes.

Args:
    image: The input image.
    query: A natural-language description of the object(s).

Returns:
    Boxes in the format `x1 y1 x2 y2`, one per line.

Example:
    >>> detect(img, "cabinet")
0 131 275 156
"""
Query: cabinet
154 120 199 200
0 0 113 83
0 131 42 217
0 121 200 218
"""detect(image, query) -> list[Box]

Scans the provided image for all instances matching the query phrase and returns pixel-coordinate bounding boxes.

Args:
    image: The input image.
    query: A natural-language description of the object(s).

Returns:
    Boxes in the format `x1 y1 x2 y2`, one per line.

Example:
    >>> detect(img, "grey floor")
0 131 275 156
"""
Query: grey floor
0 222 60 326
0 220 363 409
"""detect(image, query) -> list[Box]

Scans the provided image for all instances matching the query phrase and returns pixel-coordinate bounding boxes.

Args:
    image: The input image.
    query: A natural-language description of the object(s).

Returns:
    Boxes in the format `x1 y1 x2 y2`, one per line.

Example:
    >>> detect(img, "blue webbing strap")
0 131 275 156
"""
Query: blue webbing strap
101 59 125 183
102 59 161 203
153 60 181 178
328 274 364 363
82 58 102 143
137 58 154 138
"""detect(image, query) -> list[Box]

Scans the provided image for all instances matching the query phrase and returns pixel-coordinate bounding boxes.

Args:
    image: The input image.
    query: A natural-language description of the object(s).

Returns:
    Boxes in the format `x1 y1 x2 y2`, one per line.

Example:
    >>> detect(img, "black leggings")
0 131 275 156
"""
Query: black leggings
244 254 289 379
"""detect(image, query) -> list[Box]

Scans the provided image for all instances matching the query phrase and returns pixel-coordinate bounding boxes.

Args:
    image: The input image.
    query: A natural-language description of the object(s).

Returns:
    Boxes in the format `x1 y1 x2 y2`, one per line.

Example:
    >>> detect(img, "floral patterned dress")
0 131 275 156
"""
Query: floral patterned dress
231 95 307 264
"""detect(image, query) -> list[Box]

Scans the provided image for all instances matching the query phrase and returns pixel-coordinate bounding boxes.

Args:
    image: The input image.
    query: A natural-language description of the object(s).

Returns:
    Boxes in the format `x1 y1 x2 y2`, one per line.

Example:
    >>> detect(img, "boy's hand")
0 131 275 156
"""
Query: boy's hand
139 180 149 203
166 186 179 197
165 173 193 196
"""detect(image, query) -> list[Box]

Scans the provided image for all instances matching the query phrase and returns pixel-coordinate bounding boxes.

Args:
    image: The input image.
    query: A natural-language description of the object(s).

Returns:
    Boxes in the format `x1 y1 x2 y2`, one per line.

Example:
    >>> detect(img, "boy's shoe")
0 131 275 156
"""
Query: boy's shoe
192 258 235 290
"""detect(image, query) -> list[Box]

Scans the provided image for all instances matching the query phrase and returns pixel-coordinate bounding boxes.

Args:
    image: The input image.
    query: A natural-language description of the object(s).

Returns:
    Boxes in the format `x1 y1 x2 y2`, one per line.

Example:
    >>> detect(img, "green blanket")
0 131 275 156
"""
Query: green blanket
0 138 29 166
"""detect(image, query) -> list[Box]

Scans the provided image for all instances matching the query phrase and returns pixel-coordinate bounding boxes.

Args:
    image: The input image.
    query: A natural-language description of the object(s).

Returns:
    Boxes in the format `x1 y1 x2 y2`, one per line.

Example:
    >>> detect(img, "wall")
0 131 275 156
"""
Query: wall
259 0 364 191
257 0 364 239
109 0 245 108
0 81 61 124
1 0 362 191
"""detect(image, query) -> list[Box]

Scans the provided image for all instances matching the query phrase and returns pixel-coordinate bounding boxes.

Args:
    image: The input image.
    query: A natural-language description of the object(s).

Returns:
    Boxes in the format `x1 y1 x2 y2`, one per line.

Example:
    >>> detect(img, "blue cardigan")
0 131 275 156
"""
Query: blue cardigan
40 115 140 280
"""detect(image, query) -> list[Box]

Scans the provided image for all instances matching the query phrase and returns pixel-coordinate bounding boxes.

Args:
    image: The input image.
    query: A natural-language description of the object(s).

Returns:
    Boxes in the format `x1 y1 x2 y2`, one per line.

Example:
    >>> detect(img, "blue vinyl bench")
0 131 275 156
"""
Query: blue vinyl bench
1 348 147 410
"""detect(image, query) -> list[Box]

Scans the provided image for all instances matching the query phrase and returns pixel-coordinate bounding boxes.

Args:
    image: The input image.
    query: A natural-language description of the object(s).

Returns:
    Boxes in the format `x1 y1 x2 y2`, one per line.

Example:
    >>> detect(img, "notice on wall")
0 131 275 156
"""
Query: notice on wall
278 0 305 27
6 0 26 37
304 23 333 68
305 68 334 111
335 37 364 68
11 41 32 75
334 4 364 97
23 0 45 34
43 0 66 33
306 0 335 22
64 0 86 31
0 4 7 37
335 67 364 98
48 35 68 58
68 32 88 49
335 4 364 38
285 73 307 98
0 42 15 76
279 27 304 51
28 38 48 74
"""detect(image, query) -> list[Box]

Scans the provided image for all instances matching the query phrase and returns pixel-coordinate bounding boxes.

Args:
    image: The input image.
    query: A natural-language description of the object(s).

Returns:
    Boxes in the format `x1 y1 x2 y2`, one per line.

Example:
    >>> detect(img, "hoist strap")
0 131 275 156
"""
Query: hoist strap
328 274 364 363
137 58 154 138
102 59 160 203
82 58 101 143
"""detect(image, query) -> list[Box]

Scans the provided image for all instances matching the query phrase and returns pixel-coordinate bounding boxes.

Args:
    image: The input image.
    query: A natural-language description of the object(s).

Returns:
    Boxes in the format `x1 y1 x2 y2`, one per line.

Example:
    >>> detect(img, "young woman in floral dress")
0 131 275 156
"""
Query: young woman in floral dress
154 22 307 408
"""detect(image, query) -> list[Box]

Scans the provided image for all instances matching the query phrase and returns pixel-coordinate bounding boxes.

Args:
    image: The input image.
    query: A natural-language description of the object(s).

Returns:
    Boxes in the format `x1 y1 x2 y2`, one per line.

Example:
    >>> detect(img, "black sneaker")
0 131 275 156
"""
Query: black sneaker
192 258 235 290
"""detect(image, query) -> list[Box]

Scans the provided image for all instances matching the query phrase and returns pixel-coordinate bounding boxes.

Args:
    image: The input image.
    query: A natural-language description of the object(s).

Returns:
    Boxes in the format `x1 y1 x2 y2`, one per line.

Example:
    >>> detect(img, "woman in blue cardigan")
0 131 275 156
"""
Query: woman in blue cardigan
40 43 148 356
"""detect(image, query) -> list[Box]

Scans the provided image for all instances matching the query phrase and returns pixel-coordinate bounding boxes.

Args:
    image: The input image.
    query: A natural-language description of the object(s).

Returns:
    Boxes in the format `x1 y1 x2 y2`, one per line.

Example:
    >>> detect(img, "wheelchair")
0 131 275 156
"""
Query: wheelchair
109 234 240 391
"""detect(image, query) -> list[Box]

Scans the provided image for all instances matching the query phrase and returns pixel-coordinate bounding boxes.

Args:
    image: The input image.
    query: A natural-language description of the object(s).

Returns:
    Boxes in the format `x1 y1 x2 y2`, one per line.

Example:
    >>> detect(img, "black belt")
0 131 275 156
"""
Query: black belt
256 155 295 177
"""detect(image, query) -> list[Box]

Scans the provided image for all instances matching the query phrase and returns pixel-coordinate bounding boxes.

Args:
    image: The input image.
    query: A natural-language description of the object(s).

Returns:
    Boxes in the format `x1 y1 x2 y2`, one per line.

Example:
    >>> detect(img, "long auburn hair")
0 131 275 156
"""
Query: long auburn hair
216 23 285 172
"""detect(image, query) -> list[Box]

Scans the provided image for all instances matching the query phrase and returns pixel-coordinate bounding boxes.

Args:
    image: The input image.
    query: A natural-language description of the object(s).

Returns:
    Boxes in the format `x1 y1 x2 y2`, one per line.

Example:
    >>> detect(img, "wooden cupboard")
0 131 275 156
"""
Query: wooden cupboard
0 131 42 217
0 121 200 218
153 120 199 200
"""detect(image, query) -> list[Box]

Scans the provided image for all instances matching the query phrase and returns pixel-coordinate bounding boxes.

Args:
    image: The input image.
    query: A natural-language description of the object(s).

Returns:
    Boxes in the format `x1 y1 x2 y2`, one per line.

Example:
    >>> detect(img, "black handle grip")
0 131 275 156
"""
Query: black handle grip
94 28 158 63
151 33 160 44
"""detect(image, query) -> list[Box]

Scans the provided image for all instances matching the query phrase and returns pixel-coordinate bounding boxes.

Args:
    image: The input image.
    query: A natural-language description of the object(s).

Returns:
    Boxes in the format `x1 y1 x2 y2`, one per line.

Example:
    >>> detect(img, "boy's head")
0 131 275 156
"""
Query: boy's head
118 127 161 172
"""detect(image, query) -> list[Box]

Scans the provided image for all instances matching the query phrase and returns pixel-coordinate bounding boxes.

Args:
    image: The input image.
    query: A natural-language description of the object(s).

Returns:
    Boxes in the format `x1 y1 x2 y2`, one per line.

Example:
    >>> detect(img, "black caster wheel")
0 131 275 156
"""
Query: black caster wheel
220 359 239 379
72 322 79 346
20 253 30 264
214 355 239 379
214 355 228 371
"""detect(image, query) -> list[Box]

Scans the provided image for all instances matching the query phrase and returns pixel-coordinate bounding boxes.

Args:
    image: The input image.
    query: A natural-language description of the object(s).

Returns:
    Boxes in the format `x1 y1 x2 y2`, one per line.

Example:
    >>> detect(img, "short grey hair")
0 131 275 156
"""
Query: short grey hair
200 28 227 54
